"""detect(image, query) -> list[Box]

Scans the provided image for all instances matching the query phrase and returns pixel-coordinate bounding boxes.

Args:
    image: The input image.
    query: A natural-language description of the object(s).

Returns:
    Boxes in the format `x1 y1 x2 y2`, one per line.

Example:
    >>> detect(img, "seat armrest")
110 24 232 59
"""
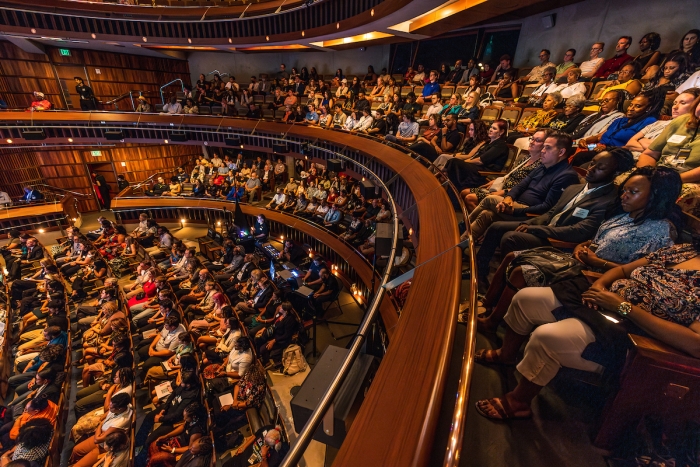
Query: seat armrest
548 238 579 250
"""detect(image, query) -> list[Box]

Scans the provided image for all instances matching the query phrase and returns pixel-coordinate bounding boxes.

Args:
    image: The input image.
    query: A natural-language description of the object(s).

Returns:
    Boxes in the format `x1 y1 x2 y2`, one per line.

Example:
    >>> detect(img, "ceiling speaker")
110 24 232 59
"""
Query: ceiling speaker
21 129 46 140
104 130 124 140
170 131 188 142
272 143 289 153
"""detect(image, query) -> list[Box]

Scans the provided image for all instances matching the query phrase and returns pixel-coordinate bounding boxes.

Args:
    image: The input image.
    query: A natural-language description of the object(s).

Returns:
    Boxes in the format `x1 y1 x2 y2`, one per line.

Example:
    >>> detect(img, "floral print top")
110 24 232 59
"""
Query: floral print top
592 214 675 265
610 244 700 326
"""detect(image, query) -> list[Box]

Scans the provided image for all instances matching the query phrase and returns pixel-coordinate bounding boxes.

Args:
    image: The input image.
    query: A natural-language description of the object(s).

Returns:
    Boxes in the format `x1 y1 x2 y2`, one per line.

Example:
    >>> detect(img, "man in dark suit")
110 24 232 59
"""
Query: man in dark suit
292 76 306 98
234 277 273 317
21 187 44 203
475 148 635 288
8 237 43 280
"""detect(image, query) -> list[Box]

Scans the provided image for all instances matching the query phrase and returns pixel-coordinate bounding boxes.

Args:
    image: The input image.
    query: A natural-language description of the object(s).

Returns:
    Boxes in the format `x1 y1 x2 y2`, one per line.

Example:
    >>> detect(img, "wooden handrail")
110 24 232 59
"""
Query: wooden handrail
0 111 462 466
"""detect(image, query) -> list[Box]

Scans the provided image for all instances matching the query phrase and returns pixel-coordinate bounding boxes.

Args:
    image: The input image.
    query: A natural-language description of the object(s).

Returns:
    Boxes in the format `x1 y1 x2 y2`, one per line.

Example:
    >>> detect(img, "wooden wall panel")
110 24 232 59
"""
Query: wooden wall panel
0 42 191 111
0 144 200 213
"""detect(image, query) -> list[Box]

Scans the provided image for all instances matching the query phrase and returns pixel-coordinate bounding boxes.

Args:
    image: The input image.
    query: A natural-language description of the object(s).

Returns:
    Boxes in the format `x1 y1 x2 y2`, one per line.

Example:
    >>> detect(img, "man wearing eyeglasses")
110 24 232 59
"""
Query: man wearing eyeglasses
554 49 577 81
517 49 556 85
594 36 633 78
580 43 605 79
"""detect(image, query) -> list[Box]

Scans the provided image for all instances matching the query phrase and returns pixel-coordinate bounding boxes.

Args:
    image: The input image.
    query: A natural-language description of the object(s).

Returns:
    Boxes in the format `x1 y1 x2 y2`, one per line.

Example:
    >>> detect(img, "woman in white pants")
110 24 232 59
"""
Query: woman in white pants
474 243 700 420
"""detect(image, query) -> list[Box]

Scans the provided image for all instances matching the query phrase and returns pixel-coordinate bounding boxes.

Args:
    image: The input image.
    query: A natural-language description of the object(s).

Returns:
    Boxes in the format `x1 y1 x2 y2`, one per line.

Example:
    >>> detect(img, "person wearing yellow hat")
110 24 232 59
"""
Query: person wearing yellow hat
135 95 152 113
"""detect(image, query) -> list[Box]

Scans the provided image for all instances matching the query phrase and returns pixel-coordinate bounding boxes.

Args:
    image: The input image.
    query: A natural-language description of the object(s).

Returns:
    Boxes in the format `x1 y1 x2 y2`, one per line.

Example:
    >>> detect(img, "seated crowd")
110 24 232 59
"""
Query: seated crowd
7 27 700 455
127 153 392 257
1 203 367 465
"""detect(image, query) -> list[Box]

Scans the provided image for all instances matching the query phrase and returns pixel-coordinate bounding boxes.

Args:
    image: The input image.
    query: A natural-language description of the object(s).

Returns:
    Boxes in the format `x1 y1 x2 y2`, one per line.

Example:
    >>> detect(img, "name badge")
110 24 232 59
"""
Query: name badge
572 207 589 218
667 134 688 144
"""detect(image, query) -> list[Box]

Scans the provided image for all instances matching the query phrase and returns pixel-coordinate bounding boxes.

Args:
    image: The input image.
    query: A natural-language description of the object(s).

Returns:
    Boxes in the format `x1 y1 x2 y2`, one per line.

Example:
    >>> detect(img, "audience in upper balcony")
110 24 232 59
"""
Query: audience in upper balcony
507 93 563 143
573 89 665 166
637 93 700 215
444 59 465 86
554 49 577 81
624 88 699 159
554 67 587 99
632 32 663 78
490 55 516 84
457 58 480 85
519 67 558 106
28 92 51 112
595 36 633 78
415 70 441 105
676 29 700 72
642 52 692 93
516 49 556 88
444 119 510 190
162 96 182 115
578 42 605 79
474 143 632 289
410 113 461 163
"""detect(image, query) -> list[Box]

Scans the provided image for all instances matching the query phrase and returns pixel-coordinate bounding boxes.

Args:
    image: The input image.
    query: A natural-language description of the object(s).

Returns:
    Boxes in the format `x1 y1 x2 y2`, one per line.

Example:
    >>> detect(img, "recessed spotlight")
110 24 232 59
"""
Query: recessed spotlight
38 229 45 233
371 8 375 16
6 139 12 143
30 28 36 33
187 38 192 43
266 36 270 41
228 38 232 43
68 138 73 142
301 31 305 37
121 162 126 167
142 37 148 42
336 23 340 29
164 139 169 144
91 33 96 39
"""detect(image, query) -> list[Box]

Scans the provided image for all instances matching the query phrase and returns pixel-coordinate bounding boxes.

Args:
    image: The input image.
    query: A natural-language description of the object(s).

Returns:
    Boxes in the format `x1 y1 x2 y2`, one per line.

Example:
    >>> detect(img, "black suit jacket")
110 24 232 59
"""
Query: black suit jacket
293 83 306 96
524 183 617 243
270 313 297 348
25 246 44 261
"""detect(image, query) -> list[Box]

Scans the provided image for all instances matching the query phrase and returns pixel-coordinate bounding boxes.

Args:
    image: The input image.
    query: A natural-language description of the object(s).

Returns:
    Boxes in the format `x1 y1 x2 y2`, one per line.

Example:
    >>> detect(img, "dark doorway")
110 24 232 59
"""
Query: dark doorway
86 162 117 210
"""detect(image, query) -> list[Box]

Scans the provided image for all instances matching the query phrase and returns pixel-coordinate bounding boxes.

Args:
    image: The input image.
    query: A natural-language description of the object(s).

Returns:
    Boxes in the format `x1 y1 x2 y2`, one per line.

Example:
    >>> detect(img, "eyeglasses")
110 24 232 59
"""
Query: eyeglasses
528 137 545 143
599 98 618 104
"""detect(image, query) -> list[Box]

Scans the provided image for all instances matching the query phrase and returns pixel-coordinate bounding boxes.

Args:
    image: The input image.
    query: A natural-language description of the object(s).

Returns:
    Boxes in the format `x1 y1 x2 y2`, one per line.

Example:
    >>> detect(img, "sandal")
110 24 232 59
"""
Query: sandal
475 397 532 421
474 349 515 366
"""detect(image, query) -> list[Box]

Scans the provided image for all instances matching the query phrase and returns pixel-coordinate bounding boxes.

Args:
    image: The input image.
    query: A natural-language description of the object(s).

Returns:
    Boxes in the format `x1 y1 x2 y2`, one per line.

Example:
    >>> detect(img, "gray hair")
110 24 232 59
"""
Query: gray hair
543 66 557 76
548 91 564 105
565 93 586 109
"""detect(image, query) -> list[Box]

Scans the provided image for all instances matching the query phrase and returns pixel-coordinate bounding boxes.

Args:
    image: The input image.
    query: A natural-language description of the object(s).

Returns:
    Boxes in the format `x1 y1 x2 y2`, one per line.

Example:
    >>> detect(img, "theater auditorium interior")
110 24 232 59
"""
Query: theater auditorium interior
0 0 699 466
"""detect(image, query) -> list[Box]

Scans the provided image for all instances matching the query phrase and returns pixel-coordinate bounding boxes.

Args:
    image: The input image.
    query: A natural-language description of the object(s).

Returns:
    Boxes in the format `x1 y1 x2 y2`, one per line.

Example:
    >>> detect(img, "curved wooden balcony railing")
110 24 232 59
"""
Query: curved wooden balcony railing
0 111 465 466
0 0 407 44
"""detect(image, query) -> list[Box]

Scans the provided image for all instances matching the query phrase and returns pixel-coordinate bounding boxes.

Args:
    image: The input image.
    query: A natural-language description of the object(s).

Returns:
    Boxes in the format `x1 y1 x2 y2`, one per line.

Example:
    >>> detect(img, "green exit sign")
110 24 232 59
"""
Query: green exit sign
91 150 102 157
59 48 71 56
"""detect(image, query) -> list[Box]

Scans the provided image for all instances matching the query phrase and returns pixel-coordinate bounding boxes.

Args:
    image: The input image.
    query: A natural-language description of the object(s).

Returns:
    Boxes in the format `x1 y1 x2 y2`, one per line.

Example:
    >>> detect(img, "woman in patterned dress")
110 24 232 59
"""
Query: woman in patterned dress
473 238 700 421
476 165 682 334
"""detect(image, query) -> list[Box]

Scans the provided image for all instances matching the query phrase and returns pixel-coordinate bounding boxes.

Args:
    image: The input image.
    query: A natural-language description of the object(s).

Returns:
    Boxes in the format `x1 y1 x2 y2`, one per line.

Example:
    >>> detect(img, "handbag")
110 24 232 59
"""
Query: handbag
506 247 583 288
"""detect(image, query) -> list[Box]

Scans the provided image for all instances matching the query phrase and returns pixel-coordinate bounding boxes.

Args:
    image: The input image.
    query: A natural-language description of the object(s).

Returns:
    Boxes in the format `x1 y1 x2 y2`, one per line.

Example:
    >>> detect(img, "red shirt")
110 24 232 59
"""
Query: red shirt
595 53 632 78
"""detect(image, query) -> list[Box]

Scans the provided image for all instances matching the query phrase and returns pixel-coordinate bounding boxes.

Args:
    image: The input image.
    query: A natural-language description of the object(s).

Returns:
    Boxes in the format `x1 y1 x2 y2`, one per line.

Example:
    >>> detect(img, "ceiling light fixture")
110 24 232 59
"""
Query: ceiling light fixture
371 8 375 16
266 36 270 41
188 38 192 43
68 138 73 142
5 139 12 143
142 37 148 42
91 33 96 39
30 28 36 33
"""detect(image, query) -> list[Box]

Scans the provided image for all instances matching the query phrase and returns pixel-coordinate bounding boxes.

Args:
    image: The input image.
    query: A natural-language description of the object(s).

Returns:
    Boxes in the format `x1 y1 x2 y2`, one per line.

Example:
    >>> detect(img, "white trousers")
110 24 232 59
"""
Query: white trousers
503 287 604 386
